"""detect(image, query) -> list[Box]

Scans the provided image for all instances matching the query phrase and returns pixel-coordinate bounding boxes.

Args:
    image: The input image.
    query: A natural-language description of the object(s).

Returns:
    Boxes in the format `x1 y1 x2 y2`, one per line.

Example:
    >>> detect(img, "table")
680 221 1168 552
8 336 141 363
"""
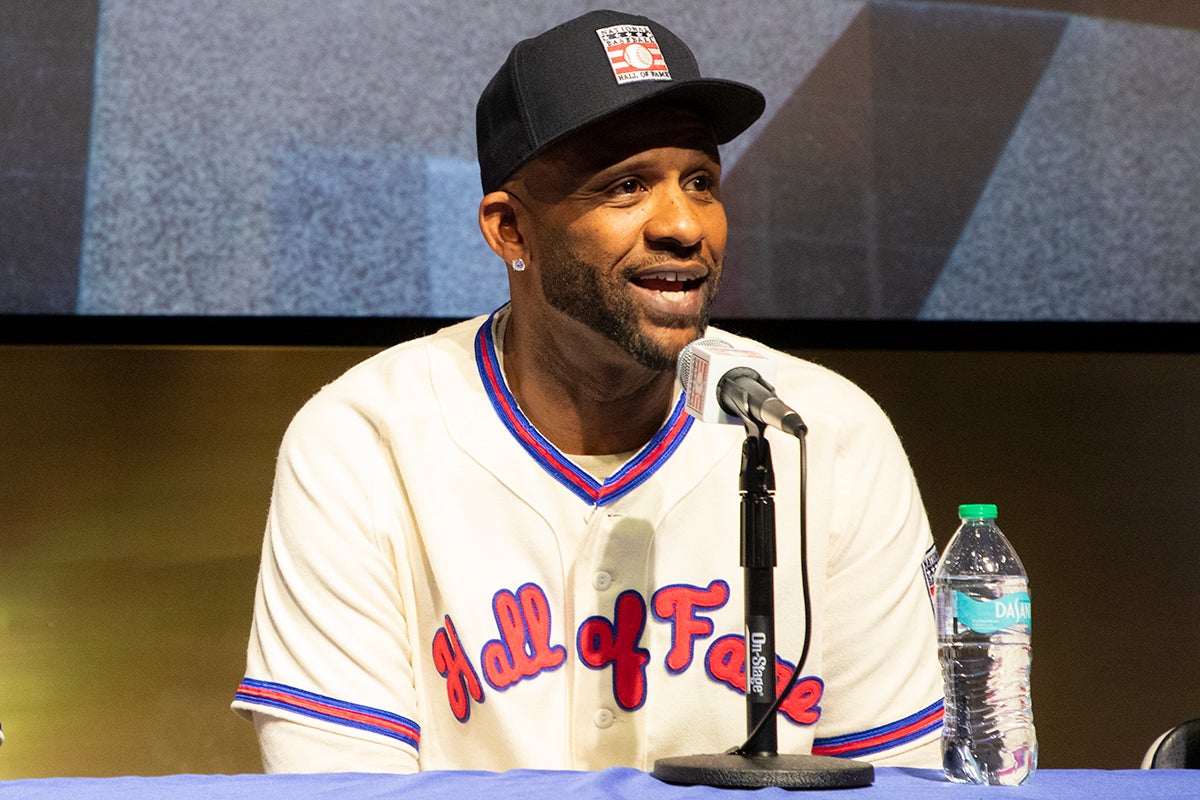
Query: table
0 767 1197 799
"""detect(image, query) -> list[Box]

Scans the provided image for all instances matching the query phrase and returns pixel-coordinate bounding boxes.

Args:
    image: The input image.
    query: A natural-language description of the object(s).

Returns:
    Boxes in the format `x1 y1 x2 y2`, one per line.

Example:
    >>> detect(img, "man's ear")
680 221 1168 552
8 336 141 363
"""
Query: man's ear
478 191 525 263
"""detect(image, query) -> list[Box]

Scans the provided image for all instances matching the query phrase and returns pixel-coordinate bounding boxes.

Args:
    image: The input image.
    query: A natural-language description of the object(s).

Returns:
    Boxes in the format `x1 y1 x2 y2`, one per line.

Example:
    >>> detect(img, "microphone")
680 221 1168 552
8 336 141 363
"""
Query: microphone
659 340 872 790
677 338 806 438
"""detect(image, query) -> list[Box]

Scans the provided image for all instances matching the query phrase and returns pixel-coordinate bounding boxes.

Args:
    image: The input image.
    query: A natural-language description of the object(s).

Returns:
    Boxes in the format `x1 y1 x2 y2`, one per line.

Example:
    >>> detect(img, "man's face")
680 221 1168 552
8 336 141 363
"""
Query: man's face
510 105 726 371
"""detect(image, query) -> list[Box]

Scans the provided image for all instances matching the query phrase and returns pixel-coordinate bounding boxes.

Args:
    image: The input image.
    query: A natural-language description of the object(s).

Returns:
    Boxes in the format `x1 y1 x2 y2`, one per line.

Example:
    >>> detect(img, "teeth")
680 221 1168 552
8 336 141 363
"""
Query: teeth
660 290 686 301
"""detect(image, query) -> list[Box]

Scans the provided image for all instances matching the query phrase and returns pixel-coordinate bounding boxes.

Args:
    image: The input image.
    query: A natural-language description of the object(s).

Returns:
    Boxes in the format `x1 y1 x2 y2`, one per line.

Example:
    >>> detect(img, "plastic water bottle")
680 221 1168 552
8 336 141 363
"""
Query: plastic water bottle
935 503 1037 785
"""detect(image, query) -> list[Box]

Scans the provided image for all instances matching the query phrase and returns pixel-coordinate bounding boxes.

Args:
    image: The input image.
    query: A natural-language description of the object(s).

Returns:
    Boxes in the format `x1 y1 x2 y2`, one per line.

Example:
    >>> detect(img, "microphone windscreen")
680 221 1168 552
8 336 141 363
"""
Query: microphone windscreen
677 338 777 425
676 337 734 388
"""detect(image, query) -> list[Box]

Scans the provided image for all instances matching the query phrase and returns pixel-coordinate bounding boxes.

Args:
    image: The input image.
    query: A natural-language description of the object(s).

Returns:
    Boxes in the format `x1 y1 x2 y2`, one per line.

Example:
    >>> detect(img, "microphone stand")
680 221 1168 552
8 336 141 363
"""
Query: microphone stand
652 417 874 789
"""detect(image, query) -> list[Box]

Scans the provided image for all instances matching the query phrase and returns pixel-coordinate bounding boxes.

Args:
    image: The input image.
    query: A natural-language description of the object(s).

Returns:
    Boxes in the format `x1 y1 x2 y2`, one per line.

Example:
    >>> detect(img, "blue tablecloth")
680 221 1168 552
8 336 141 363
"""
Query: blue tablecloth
0 767 1197 799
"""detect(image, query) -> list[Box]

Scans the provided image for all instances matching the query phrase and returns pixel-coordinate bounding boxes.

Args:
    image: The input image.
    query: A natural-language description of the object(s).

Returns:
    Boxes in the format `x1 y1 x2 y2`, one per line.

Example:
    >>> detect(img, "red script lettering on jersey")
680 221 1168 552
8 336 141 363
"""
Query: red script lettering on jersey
432 582 820 728
577 590 651 711
431 615 485 722
482 583 568 690
651 580 730 673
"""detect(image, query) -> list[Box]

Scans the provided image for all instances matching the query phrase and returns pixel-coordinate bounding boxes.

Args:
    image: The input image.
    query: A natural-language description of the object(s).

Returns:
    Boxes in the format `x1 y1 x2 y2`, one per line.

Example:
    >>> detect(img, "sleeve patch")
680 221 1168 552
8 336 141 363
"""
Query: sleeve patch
922 542 940 607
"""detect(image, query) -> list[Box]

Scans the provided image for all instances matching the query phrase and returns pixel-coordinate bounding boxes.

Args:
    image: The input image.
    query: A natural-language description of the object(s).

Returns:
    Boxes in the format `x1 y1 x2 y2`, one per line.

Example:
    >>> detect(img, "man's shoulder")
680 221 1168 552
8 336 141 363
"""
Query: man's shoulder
290 315 487 429
706 325 889 428
328 315 483 388
707 326 863 392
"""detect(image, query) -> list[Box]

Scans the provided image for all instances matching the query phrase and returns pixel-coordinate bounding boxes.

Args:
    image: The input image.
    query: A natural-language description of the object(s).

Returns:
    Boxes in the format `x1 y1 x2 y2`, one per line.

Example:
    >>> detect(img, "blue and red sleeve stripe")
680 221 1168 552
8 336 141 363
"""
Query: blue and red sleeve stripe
235 677 420 750
811 699 944 758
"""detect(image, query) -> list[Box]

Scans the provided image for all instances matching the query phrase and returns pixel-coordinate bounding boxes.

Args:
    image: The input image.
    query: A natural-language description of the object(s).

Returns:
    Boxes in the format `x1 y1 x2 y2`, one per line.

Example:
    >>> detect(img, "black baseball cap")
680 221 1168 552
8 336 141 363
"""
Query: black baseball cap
475 9 766 194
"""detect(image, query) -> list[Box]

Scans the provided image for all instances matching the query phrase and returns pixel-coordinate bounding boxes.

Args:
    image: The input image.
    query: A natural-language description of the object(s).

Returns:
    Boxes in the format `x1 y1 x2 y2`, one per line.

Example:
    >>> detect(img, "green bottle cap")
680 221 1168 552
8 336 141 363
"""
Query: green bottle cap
958 503 998 519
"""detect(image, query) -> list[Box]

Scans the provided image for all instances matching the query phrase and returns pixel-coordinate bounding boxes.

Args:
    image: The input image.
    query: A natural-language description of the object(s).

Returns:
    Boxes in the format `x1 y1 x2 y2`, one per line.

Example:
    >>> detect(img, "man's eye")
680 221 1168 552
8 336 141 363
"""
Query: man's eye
689 175 716 193
612 179 642 195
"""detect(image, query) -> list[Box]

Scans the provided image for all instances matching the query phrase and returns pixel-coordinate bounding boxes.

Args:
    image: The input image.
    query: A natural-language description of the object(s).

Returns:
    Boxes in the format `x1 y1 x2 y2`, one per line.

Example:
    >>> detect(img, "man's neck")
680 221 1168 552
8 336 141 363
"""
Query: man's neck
500 314 677 457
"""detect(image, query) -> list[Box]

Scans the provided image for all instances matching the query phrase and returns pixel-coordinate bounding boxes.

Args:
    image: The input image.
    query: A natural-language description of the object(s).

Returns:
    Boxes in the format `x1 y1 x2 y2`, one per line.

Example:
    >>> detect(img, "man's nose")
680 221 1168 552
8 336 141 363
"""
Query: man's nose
643 184 706 251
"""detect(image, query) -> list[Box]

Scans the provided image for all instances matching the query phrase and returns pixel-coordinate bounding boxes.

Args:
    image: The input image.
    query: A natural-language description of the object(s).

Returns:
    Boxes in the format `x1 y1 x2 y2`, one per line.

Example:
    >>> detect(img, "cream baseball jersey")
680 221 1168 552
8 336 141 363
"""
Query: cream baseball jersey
233 309 944 771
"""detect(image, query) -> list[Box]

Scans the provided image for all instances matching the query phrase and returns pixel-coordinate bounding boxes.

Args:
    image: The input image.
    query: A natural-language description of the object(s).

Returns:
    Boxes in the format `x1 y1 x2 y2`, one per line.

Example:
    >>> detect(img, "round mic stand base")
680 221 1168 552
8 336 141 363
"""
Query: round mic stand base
652 752 874 790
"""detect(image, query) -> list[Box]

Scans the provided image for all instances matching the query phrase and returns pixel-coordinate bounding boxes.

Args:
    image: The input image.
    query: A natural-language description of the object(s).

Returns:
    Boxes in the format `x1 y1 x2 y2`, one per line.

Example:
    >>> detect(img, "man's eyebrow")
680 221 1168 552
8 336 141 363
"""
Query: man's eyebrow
594 150 721 179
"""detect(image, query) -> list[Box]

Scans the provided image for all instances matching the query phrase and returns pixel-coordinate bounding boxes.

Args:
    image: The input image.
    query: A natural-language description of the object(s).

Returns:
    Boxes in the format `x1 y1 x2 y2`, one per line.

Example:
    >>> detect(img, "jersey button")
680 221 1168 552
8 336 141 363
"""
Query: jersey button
592 570 613 591
593 708 615 729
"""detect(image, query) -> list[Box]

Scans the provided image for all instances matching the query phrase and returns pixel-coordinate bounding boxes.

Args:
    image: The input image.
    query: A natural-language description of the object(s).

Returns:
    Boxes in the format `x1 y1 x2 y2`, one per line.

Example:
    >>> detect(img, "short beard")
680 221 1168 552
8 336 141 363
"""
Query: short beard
537 237 718 372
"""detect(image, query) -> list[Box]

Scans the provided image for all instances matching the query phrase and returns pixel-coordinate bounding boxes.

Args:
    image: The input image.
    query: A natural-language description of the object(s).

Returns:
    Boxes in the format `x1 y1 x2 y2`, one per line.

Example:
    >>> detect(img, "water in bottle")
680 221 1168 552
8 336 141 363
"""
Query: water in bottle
935 503 1036 785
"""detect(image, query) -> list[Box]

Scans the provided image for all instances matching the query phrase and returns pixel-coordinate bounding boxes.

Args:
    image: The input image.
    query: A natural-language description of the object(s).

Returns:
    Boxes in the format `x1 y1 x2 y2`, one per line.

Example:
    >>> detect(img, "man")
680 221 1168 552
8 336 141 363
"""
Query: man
233 9 944 773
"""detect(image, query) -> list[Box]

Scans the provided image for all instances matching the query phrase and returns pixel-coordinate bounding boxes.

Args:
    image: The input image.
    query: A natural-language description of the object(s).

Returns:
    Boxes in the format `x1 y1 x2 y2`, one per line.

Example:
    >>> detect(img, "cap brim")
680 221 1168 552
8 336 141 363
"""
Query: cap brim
644 78 767 144
506 78 766 184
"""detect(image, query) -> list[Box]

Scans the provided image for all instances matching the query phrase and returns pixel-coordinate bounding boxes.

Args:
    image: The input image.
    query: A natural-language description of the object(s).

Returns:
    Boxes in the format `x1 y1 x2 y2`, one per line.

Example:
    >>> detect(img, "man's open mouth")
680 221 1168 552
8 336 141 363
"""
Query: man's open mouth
631 271 705 294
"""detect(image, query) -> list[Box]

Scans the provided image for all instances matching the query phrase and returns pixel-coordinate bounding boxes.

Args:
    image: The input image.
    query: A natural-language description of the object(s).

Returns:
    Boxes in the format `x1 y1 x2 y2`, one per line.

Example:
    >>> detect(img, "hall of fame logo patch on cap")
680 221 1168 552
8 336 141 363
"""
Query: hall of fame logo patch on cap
596 24 672 84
